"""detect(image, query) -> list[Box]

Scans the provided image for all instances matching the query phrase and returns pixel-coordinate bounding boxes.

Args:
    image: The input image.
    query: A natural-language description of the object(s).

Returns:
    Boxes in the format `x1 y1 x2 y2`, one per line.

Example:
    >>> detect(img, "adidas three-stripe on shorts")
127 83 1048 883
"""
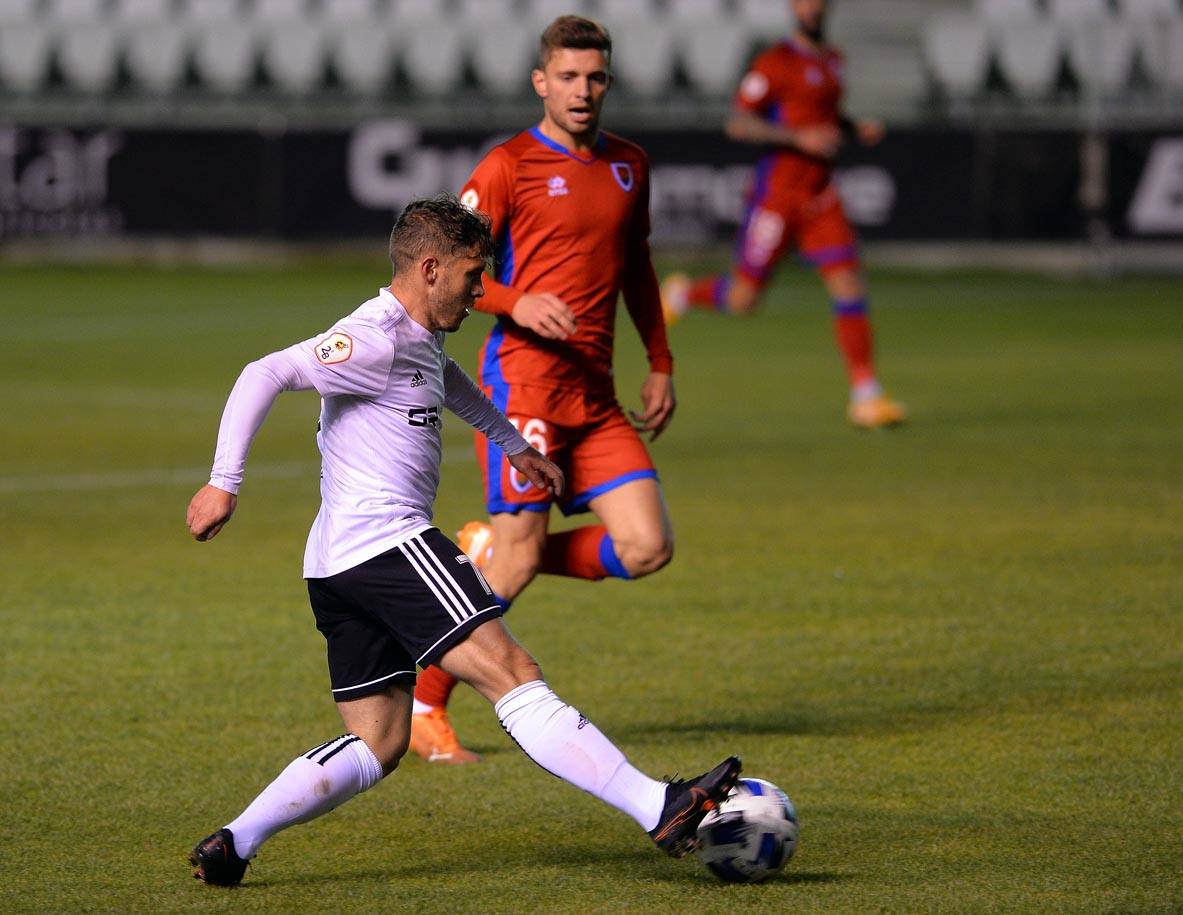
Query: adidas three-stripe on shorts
306 528 502 701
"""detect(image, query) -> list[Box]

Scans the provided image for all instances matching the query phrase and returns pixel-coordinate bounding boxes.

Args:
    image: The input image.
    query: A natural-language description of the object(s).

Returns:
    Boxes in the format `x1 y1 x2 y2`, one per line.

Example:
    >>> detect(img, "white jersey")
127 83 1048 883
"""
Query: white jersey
208 287 529 579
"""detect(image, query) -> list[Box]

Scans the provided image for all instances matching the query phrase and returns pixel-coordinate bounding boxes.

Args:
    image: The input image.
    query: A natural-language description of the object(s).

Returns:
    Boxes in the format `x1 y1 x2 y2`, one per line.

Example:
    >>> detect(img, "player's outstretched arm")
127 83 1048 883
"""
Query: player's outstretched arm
629 371 676 442
187 484 237 541
507 447 564 499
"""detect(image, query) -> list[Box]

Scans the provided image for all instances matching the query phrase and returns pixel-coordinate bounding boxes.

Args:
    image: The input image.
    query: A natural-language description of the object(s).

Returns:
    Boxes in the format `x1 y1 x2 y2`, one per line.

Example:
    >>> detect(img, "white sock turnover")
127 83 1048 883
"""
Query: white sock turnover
495 680 667 832
224 734 383 859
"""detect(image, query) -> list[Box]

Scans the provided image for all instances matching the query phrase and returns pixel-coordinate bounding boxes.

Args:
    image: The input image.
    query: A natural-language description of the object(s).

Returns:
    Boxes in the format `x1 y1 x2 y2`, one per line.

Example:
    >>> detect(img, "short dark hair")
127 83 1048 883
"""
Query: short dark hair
388 193 493 276
538 15 612 69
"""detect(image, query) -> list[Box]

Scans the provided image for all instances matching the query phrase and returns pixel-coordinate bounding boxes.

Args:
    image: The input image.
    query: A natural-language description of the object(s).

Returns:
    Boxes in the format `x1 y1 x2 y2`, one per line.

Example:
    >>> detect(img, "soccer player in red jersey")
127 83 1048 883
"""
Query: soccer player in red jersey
662 0 906 430
409 16 678 763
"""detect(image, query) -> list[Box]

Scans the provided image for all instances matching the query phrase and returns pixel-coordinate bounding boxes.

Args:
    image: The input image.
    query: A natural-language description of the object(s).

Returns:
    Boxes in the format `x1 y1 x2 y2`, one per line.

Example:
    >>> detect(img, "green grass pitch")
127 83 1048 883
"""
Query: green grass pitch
1 258 1180 913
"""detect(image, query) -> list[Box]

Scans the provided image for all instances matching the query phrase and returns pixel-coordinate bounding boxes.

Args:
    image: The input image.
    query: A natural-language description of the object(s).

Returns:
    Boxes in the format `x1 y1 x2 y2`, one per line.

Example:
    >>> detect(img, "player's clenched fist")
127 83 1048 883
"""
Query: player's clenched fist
511 292 578 340
507 447 564 498
187 483 237 541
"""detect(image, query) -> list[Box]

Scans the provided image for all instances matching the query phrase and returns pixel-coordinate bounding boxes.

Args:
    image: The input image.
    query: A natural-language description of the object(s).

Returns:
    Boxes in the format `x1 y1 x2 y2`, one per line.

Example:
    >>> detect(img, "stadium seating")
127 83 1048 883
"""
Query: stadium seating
126 22 190 93
192 20 257 92
1048 0 1112 20
0 21 53 92
994 18 1063 97
923 14 992 97
261 21 326 94
470 20 536 96
606 17 676 96
399 20 466 95
329 23 395 94
1064 18 1137 93
58 22 122 92
975 0 1041 22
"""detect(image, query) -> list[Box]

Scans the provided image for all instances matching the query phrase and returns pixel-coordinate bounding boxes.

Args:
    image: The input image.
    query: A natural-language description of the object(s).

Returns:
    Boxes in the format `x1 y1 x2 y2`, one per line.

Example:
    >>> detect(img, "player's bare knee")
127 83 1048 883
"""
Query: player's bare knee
619 533 674 578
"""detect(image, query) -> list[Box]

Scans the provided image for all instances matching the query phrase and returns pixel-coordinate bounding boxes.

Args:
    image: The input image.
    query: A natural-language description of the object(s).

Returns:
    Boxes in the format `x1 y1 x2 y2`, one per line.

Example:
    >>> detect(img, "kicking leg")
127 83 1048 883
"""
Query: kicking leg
439 619 741 857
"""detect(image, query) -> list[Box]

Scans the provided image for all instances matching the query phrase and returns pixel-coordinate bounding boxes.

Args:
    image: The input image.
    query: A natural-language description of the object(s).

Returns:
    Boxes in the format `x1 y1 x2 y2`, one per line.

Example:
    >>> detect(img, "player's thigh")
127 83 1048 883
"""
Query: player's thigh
562 407 658 517
437 617 542 704
732 195 799 307
799 188 862 291
485 507 551 590
475 399 573 516
589 476 673 559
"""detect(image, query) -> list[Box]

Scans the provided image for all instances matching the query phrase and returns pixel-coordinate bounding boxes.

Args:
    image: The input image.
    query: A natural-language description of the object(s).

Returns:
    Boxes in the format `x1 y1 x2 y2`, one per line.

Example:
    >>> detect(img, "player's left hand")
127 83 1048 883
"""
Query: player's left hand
630 371 676 441
856 119 885 147
508 447 565 498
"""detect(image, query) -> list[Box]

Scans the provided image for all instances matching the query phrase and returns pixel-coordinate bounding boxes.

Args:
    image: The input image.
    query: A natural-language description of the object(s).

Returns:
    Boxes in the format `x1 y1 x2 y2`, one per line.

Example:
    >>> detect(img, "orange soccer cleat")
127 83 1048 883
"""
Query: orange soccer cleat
660 272 691 326
847 394 907 430
456 520 494 567
409 707 482 765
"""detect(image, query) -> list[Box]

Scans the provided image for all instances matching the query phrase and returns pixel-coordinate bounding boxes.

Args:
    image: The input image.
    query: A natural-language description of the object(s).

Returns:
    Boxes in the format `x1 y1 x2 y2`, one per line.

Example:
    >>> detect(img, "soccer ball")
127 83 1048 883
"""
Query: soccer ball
696 777 798 883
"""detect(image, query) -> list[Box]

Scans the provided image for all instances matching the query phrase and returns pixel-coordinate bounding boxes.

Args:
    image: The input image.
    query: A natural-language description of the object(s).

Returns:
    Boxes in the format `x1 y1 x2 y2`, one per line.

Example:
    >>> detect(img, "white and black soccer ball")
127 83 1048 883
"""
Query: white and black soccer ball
696 777 799 883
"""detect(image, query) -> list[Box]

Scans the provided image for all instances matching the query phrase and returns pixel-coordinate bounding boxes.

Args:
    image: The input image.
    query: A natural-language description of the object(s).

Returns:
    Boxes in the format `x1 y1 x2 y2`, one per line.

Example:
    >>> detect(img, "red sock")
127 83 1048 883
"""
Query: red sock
687 275 729 312
414 665 459 709
833 306 876 386
540 525 611 580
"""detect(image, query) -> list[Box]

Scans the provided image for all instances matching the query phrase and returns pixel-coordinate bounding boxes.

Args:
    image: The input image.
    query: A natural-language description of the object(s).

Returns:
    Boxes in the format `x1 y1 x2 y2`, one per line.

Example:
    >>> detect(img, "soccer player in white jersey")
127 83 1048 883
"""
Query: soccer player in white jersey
185 195 741 887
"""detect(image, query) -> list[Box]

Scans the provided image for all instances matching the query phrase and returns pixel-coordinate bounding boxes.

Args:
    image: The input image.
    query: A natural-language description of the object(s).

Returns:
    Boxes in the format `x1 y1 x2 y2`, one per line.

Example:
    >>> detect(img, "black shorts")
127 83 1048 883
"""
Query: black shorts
306 528 502 701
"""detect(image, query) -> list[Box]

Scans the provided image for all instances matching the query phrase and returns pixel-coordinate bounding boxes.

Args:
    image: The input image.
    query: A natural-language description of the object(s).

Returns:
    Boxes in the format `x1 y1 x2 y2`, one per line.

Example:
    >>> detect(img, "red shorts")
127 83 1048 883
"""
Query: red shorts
735 184 859 286
476 386 657 516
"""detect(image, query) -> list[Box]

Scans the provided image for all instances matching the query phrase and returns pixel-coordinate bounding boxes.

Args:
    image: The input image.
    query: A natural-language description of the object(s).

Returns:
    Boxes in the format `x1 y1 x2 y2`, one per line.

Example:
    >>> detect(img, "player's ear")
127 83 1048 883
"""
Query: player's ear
531 68 547 99
420 255 439 286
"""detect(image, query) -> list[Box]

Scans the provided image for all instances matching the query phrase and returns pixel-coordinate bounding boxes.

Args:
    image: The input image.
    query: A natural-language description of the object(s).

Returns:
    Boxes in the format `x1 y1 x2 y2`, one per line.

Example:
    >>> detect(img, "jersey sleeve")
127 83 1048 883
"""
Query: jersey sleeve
442 356 529 455
460 146 522 317
621 152 674 376
285 318 395 399
734 51 780 116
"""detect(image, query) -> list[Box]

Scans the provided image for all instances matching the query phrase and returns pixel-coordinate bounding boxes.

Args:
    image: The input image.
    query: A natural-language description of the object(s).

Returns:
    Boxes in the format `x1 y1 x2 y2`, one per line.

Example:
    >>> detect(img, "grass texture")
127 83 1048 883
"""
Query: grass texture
1 259 1180 913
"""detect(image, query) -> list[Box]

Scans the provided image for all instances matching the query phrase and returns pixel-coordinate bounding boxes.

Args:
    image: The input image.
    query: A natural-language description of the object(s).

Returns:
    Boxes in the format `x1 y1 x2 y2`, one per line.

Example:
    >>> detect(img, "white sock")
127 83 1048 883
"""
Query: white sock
224 734 383 859
852 378 883 402
495 680 667 831
411 698 434 716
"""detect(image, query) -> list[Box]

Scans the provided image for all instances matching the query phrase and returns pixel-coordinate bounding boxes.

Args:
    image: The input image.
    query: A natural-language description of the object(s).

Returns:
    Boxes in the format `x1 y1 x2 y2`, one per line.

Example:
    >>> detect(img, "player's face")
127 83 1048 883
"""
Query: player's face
427 250 486 333
532 48 611 141
792 0 827 40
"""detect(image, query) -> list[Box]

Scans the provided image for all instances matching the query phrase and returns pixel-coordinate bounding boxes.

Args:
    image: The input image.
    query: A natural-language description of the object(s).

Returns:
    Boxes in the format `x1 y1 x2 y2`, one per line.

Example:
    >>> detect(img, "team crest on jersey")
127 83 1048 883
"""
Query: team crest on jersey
547 175 569 197
314 332 353 366
610 162 634 192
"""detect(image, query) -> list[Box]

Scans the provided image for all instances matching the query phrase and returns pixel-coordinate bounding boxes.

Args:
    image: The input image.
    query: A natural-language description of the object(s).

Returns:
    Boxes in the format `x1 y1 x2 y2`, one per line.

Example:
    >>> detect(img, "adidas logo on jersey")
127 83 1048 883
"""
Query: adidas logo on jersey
547 175 568 197
410 370 426 388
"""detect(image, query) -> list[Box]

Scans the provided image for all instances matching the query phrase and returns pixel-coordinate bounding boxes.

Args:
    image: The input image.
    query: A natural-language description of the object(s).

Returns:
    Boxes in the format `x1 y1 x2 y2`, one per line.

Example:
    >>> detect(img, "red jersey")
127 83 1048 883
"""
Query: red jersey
461 127 672 411
735 39 845 196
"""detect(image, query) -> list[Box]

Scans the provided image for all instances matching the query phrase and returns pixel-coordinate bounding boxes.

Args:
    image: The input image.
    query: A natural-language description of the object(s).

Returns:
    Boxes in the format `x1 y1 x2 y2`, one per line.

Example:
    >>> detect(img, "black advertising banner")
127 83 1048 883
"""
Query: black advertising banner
0 122 1178 244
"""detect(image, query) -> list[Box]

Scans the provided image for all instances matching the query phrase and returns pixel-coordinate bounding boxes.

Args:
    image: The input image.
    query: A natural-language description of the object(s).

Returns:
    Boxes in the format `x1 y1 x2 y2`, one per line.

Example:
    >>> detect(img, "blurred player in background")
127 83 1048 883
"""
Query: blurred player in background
409 16 677 764
661 0 906 430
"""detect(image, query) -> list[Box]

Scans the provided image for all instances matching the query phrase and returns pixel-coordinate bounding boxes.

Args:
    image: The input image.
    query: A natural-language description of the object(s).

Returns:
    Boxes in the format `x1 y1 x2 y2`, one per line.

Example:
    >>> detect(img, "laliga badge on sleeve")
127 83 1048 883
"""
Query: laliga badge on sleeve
314 332 353 366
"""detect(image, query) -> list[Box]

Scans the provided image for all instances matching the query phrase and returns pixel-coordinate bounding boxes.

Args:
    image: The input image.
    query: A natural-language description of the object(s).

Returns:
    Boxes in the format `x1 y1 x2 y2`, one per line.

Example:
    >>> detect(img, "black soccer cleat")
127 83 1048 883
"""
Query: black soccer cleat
648 755 742 858
189 828 248 887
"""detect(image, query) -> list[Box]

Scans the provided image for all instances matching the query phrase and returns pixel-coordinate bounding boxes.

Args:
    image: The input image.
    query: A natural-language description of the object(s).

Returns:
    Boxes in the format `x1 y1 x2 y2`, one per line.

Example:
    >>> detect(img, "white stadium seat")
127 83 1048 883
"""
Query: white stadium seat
608 18 675 95
524 0 599 24
0 0 38 23
329 23 395 93
667 0 727 18
0 22 53 91
250 0 306 22
261 20 325 93
975 0 1040 21
599 0 656 20
45 0 105 22
679 20 752 96
1118 0 1182 19
391 0 449 24
181 0 240 23
113 0 174 23
322 0 378 24
455 0 513 23
994 18 1063 96
1162 17 1183 87
470 20 535 95
737 0 790 36
924 14 991 96
193 21 257 91
399 20 465 94
57 23 121 92
126 22 190 91
1047 0 1111 20
1064 18 1137 92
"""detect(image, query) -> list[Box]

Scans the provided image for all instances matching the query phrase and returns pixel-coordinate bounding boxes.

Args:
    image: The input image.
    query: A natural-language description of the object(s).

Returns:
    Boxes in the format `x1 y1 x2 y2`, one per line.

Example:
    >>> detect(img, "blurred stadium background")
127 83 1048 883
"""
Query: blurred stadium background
1 0 1181 270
